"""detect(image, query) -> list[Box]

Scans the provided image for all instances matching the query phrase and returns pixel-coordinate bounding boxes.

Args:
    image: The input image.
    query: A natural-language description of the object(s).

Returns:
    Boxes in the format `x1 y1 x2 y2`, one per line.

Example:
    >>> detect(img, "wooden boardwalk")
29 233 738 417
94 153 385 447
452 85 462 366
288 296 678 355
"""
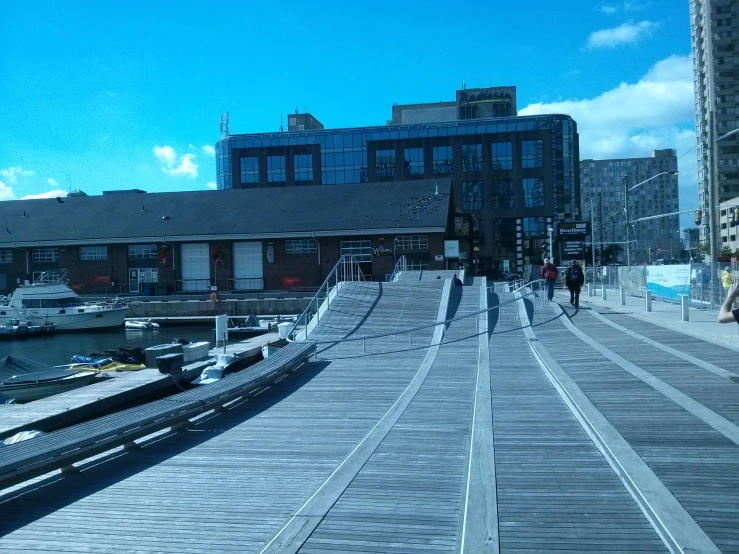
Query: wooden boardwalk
0 280 737 552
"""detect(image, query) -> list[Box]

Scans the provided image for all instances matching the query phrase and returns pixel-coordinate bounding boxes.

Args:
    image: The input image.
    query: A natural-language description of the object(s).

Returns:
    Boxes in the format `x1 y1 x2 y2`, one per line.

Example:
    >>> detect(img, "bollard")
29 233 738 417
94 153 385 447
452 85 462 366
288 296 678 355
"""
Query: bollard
645 290 652 312
620 286 626 306
681 294 690 322
215 314 228 348
587 283 593 297
601 284 607 301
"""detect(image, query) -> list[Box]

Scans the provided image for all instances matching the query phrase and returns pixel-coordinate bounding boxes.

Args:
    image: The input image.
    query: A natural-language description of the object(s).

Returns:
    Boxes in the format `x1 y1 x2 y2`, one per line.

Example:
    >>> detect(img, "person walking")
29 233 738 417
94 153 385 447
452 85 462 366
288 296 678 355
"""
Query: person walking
541 257 558 302
723 267 732 297
565 259 585 308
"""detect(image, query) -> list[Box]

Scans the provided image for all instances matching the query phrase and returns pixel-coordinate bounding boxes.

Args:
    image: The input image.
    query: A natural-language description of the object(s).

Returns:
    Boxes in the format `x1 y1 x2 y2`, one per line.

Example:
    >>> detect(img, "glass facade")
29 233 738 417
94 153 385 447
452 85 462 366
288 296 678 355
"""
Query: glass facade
404 148 424 176
462 144 482 172
267 155 286 183
432 146 453 174
294 154 313 182
240 156 259 184
216 114 579 272
376 149 395 178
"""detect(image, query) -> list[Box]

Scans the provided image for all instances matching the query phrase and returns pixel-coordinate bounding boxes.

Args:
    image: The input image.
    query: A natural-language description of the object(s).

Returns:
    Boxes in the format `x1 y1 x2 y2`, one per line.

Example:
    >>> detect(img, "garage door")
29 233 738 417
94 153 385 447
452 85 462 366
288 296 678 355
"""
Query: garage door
180 243 210 291
233 242 263 290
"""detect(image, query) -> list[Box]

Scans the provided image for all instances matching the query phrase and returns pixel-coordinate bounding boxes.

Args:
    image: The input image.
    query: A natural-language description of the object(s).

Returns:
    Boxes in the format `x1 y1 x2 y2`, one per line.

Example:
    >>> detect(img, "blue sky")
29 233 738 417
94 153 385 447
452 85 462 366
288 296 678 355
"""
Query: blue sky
0 0 695 226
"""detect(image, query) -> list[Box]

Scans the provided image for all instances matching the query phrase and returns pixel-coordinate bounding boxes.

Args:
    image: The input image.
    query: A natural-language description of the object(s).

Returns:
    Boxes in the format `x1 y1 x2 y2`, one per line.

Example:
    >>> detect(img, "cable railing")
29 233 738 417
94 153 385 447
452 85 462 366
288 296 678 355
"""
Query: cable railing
287 255 365 341
388 255 408 282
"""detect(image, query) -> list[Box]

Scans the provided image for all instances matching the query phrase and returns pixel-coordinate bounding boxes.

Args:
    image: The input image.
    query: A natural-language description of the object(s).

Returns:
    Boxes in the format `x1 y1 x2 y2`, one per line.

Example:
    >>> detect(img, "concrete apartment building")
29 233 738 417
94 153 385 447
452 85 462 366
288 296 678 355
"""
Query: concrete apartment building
691 0 739 255
581 150 680 264
719 195 739 252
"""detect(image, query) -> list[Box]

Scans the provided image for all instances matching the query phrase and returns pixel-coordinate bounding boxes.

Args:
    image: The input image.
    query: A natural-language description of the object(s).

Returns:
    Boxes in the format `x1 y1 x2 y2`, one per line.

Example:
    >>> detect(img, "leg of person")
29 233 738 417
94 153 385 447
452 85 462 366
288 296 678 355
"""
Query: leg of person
569 286 574 305
547 280 554 301
574 285 580 308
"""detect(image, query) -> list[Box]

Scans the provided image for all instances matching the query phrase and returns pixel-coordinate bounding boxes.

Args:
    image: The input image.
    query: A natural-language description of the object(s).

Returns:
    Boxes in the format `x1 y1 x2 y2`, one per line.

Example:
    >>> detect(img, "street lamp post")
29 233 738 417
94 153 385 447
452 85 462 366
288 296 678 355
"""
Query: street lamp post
624 171 679 267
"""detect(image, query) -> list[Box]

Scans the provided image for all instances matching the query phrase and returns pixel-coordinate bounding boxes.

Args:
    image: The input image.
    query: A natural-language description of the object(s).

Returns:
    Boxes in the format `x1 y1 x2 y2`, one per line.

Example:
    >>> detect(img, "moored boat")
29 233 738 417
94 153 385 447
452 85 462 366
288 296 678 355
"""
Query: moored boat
0 355 99 403
125 319 160 330
0 271 130 331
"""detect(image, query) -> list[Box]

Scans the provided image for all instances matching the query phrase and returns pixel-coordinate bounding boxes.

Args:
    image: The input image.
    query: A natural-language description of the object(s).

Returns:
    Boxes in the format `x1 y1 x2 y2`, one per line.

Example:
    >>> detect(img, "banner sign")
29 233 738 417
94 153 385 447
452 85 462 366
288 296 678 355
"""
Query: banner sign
444 240 460 259
562 240 585 260
646 264 692 301
558 222 590 237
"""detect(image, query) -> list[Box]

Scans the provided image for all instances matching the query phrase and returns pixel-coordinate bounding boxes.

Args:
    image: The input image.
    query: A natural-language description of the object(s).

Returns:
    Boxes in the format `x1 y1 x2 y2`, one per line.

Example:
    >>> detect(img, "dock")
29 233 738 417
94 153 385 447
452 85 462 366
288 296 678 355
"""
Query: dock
0 333 279 440
0 277 738 552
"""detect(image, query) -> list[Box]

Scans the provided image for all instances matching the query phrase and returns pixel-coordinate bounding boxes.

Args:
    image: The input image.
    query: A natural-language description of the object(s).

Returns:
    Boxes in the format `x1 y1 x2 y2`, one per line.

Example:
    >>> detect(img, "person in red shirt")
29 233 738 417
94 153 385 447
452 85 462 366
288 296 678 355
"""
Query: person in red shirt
540 257 558 302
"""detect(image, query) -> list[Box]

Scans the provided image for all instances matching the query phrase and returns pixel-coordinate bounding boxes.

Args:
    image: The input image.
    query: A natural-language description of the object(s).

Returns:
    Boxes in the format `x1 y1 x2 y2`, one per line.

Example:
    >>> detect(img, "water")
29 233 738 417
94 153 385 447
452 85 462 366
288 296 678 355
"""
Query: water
0 325 215 367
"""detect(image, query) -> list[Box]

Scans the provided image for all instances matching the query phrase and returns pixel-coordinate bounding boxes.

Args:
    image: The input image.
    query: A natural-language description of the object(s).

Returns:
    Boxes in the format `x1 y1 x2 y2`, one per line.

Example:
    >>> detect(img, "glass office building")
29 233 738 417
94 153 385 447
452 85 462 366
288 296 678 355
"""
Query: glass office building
216 114 579 272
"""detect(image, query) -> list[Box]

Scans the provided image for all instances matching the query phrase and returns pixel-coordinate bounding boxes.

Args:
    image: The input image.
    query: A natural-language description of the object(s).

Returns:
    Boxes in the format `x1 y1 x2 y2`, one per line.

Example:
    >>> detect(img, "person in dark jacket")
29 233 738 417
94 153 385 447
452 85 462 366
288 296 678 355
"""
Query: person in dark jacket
452 273 463 286
540 257 558 301
564 260 585 308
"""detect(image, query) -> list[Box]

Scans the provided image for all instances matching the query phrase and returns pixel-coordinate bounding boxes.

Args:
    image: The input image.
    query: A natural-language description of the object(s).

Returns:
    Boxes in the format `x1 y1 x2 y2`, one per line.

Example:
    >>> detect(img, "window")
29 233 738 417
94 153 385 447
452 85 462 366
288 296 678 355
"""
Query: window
522 140 544 168
404 148 424 176
523 217 547 238
523 178 545 207
285 239 317 254
340 239 372 263
0 250 10 264
454 217 470 236
267 155 286 182
32 248 58 263
128 244 157 259
375 149 396 178
432 146 453 174
462 144 482 172
133 268 158 283
473 219 485 243
406 259 430 271
459 105 476 120
491 179 514 209
32 270 61 283
240 157 259 184
491 142 513 170
294 154 313 182
395 235 428 251
80 246 108 261
463 181 483 211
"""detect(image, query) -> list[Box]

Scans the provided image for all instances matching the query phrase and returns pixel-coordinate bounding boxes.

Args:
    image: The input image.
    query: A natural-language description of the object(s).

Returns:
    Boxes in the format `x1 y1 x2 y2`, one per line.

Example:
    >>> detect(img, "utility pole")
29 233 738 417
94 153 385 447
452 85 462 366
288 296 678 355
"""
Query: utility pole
624 175 631 267
590 198 596 272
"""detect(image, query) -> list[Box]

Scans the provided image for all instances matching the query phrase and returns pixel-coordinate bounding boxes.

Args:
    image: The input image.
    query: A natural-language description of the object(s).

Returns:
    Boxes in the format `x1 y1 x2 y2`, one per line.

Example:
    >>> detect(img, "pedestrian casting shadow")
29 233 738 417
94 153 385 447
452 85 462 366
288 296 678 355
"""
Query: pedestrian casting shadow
446 286 464 322
0 359 331 534
487 290 501 336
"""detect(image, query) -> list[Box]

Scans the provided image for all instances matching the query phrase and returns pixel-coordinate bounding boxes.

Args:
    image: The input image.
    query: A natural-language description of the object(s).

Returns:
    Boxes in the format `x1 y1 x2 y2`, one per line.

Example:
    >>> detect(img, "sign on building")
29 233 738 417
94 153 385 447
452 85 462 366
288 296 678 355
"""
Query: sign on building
646 265 691 301
444 240 460 259
558 222 590 238
562 240 585 261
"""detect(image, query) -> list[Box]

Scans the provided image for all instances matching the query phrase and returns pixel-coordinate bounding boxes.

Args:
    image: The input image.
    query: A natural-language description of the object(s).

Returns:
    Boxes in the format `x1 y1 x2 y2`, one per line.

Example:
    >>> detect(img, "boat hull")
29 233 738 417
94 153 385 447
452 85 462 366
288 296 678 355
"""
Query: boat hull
23 307 130 331
0 372 98 403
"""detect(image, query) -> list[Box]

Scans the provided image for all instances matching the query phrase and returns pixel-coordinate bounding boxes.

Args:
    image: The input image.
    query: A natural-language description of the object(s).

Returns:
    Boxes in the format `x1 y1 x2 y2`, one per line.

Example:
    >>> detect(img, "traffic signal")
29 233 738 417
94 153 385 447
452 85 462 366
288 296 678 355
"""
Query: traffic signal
695 209 702 226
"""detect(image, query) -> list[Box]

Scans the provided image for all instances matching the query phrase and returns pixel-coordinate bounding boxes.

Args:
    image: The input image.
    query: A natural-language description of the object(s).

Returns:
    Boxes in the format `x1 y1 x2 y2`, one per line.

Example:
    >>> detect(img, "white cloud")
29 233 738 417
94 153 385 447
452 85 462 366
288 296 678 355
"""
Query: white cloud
0 166 35 184
206 181 217 190
598 4 618 14
598 2 644 14
202 145 215 157
587 21 657 49
48 178 59 187
0 181 14 201
520 54 696 227
20 190 68 200
153 145 199 179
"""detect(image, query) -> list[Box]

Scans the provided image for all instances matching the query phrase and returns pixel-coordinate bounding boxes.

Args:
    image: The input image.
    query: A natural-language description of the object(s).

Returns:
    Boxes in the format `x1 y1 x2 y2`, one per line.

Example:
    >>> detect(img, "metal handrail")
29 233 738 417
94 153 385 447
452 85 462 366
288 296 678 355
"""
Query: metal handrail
307 282 543 346
287 255 365 341
389 255 408 282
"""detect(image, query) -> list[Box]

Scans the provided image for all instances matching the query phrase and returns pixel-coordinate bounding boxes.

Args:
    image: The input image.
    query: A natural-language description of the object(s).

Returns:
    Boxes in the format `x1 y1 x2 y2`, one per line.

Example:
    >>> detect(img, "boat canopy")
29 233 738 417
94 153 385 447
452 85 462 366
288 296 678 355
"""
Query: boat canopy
0 356 76 385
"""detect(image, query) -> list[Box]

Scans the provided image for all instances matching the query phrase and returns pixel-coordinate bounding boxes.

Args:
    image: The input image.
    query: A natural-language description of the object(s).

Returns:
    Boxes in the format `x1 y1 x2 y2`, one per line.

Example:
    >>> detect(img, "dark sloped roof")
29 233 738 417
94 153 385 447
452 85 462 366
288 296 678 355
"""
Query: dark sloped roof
0 180 451 246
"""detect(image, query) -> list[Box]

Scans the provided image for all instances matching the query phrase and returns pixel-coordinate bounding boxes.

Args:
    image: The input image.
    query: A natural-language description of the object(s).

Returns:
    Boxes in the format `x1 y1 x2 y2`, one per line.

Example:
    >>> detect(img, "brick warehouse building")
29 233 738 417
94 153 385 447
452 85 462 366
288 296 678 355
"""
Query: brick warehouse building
0 180 451 295
216 113 580 273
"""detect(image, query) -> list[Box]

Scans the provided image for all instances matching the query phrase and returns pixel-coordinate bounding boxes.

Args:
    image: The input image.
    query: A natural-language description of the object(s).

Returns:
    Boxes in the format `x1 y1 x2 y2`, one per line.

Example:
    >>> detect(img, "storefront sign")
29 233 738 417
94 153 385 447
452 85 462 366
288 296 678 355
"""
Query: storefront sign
372 245 393 256
558 222 590 237
444 240 460 259
646 265 691 301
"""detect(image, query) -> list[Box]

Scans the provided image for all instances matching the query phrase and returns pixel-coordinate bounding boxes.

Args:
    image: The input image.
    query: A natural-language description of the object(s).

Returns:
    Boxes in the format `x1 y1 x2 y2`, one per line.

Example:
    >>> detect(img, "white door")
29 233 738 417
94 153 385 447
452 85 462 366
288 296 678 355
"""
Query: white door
233 242 263 290
180 243 210 291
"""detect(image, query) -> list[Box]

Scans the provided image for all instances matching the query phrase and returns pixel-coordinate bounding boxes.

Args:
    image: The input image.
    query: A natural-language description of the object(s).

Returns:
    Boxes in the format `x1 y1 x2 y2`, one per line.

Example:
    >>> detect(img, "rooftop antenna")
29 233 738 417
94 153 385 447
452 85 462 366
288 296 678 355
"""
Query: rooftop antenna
280 109 285 132
295 106 299 115
462 80 466 90
219 112 230 136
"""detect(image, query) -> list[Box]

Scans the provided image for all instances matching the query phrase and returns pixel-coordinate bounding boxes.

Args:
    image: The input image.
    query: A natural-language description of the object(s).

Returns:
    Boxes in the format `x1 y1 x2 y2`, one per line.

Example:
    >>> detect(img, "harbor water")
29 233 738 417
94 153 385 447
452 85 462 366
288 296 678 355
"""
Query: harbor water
0 325 215 367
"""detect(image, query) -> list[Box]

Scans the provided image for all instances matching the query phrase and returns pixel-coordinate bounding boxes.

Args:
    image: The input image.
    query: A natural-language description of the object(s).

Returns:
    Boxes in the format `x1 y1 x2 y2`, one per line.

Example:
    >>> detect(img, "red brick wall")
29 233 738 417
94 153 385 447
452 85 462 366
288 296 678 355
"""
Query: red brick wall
64 245 127 293
264 239 322 290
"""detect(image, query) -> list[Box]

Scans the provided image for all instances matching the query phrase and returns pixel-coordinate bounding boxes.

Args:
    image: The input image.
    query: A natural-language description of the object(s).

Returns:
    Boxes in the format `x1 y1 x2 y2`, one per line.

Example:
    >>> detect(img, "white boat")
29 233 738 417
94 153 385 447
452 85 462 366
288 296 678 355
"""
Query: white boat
261 338 287 359
125 319 160 330
0 272 130 331
0 355 98 403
